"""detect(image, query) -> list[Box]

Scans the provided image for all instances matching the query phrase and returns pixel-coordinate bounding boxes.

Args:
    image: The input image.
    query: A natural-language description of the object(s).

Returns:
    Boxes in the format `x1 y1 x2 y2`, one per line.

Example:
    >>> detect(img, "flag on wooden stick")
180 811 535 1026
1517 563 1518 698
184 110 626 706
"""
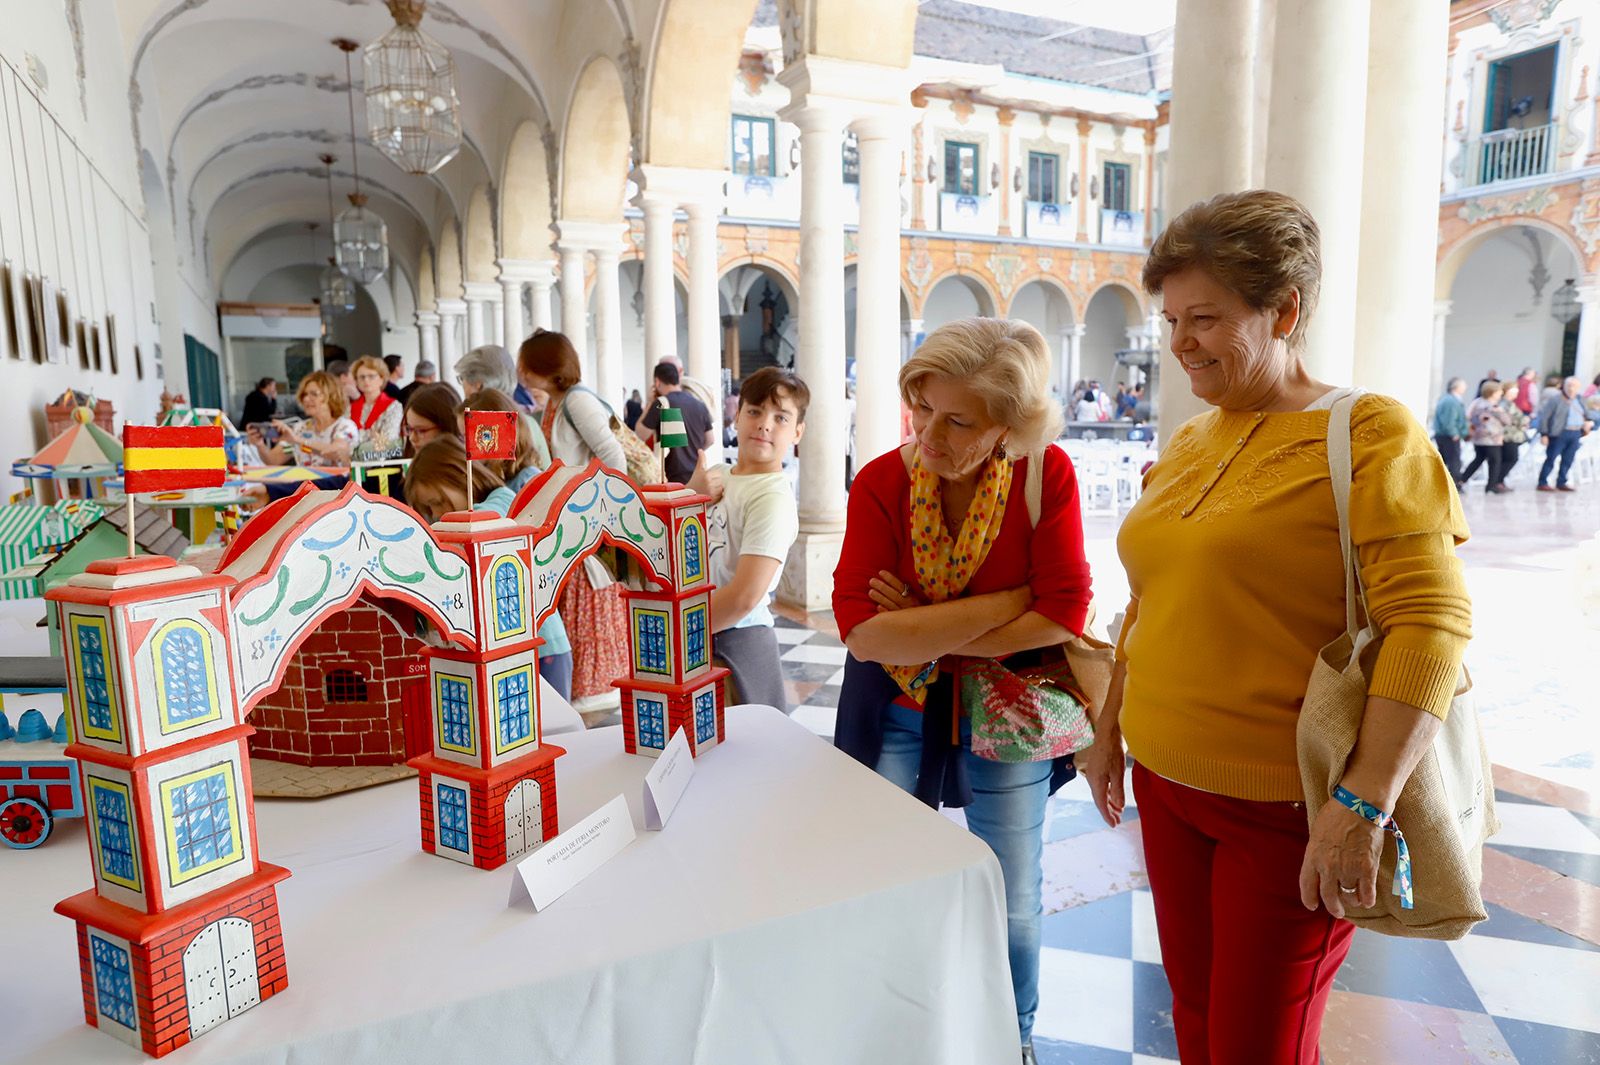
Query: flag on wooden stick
465 411 518 460
657 401 689 448
122 425 226 493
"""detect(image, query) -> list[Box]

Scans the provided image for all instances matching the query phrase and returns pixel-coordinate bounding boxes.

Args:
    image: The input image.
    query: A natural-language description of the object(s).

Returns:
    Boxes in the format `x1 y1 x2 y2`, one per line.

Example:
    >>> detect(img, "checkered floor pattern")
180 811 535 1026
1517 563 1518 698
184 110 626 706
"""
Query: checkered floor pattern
774 614 1600 1065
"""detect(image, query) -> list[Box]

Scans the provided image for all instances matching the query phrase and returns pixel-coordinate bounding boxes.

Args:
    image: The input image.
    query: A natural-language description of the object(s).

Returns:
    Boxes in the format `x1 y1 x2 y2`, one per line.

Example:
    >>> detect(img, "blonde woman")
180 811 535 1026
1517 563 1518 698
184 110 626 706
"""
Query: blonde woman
349 355 403 460
833 317 1093 1064
248 371 358 466
1079 190 1472 1063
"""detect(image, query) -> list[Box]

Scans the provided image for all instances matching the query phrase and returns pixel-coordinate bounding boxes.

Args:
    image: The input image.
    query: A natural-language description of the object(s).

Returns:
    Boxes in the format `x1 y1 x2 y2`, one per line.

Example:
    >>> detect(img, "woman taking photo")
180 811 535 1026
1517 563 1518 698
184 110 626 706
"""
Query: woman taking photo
248 370 358 467
1080 190 1472 1065
349 355 403 460
833 317 1093 1065
517 329 630 717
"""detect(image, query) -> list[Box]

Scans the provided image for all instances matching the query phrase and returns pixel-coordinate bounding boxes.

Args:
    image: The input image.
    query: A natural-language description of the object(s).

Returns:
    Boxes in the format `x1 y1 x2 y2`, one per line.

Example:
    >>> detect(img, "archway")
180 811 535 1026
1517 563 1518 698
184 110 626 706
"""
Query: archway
619 260 689 399
560 58 631 223
1442 226 1584 390
923 273 998 333
501 121 555 261
1082 282 1144 391
720 263 799 381
1008 278 1077 396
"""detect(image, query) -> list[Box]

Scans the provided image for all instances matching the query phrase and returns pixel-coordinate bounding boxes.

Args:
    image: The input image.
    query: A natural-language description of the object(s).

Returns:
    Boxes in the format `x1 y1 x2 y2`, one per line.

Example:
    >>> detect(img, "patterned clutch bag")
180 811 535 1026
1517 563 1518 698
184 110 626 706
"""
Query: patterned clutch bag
962 651 1095 763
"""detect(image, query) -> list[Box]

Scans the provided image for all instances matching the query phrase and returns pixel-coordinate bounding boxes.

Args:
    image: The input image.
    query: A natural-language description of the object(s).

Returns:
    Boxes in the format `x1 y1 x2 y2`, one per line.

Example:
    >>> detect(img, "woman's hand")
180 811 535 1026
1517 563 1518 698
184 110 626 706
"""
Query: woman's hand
1298 800 1385 918
1078 727 1126 827
868 570 923 613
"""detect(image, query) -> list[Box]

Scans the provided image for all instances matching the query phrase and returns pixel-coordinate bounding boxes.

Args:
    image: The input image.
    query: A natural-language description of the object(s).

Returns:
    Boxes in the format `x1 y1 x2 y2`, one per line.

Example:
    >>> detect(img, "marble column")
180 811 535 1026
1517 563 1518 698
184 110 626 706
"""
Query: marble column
638 194 680 369
1075 116 1092 242
779 99 849 610
1353 0 1448 417
497 262 526 353
434 297 467 383
463 282 497 351
416 311 440 371
555 237 589 369
592 239 626 409
852 114 908 470
527 265 556 333
684 197 724 462
1429 300 1453 407
1266 0 1370 383
490 293 505 347
1574 285 1600 387
1065 323 1086 397
1158 0 1258 443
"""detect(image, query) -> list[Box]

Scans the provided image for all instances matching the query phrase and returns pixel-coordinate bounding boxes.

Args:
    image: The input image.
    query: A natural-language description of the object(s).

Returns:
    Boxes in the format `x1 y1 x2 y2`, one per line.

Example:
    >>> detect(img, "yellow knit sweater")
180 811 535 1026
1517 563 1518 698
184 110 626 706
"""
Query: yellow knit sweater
1115 393 1472 802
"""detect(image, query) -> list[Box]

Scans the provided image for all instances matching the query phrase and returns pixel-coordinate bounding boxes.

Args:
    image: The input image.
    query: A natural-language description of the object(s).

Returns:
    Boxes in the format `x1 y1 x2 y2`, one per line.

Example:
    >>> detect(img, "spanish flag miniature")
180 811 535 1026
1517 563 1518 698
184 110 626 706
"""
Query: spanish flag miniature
122 424 226 493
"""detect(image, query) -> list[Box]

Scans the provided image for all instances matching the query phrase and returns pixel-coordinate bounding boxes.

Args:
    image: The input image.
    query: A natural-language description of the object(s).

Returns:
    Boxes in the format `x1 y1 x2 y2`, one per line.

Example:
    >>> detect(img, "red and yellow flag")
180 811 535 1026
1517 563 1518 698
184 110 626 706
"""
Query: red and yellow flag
465 411 518 461
123 425 226 493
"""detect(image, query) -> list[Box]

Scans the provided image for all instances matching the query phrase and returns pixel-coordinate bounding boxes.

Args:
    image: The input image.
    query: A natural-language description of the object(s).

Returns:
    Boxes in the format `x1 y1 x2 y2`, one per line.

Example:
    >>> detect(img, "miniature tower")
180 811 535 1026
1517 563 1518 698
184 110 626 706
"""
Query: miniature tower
49 557 288 1058
408 511 564 869
617 485 729 758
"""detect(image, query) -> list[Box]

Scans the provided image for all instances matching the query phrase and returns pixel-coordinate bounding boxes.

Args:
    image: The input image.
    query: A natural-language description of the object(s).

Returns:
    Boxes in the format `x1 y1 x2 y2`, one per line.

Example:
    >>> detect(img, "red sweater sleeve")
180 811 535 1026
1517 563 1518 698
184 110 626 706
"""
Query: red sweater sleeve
831 452 908 643
1026 447 1093 636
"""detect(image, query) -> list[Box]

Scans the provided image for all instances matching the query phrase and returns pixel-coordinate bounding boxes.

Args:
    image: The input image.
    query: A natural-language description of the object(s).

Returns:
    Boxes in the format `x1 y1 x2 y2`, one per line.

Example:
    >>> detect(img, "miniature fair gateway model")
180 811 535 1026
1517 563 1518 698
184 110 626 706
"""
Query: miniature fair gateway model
45 454 725 1058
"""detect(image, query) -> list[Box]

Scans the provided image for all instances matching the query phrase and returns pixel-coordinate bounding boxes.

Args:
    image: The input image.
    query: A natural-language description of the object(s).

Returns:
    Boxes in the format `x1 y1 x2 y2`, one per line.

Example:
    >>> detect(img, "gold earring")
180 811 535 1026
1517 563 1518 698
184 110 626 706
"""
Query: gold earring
995 440 1008 460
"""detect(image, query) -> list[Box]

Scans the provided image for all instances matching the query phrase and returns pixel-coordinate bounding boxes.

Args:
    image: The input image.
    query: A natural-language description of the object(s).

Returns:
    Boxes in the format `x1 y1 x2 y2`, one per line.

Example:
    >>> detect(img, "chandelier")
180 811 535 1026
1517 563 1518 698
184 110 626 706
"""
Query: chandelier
319 156 356 316
333 38 389 284
364 0 461 175
1551 278 1581 324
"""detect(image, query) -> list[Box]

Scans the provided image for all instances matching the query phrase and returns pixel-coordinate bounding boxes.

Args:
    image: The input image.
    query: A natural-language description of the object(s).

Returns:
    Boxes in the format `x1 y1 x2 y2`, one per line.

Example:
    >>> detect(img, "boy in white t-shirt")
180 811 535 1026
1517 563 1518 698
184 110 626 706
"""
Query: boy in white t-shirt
690 367 808 713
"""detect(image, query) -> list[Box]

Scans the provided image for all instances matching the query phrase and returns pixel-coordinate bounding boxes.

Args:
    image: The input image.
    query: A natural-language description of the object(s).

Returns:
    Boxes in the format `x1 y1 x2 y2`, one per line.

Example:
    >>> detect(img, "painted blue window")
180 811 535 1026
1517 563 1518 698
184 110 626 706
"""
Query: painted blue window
695 690 717 744
440 677 471 750
637 698 666 749
170 769 234 874
158 626 212 724
94 785 136 885
683 523 703 581
685 606 707 671
90 935 137 1030
438 784 469 852
497 670 531 748
493 560 522 636
636 612 669 674
77 625 112 733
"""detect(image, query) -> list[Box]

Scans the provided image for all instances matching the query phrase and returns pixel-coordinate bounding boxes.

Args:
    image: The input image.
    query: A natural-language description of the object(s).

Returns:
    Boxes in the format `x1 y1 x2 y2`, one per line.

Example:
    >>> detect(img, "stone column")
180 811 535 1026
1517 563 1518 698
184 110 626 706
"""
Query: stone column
1142 125 1158 243
1574 284 1600 387
463 282 498 350
1075 115 1092 242
416 310 441 370
1352 0 1448 417
434 297 467 383
1158 0 1259 443
853 113 909 470
1065 323 1086 396
555 234 589 369
1266 0 1370 383
910 93 929 230
591 235 627 409
497 261 526 352
778 97 850 610
997 107 1016 237
722 315 741 375
684 197 724 461
1429 300 1453 406
638 193 680 369
527 265 556 333
490 293 505 347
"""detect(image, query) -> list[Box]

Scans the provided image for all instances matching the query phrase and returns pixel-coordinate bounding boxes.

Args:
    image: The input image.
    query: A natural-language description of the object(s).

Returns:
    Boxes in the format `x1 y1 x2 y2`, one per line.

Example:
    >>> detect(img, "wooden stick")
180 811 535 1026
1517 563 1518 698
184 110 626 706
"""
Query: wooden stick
466 457 474 512
126 494 135 558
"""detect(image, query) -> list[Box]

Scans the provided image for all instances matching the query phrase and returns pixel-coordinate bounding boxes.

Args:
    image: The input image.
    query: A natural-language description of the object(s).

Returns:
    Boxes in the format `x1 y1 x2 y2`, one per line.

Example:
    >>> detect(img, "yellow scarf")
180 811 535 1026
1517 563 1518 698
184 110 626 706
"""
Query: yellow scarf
887 452 1014 704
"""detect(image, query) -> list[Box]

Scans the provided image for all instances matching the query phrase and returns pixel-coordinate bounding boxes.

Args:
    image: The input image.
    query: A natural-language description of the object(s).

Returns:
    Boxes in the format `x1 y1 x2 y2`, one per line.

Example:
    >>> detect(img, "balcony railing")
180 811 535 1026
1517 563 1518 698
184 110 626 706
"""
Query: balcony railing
1024 200 1076 241
938 192 999 236
1472 123 1557 186
1098 209 1145 248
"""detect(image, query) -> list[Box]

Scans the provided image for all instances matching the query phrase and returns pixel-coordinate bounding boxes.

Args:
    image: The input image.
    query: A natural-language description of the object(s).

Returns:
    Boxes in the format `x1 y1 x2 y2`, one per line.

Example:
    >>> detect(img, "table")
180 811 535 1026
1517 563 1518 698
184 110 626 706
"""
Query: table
0 706 1019 1064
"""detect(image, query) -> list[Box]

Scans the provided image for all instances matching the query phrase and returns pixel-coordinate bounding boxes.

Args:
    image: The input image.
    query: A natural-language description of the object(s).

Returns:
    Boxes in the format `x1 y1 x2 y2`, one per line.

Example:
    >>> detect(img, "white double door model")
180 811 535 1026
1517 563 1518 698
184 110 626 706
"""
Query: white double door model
183 918 261 1039
504 779 544 862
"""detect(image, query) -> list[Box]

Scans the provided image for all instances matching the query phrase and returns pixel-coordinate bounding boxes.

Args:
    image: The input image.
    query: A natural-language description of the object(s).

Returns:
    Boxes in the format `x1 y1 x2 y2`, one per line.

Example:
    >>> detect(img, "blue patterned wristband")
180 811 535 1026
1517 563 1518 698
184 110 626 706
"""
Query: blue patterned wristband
1331 785 1414 911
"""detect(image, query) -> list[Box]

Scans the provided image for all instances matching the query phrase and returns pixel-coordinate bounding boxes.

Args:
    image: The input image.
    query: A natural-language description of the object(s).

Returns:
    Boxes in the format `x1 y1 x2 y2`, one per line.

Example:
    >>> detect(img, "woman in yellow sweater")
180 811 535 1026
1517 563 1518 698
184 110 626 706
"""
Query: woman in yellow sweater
1079 190 1471 1065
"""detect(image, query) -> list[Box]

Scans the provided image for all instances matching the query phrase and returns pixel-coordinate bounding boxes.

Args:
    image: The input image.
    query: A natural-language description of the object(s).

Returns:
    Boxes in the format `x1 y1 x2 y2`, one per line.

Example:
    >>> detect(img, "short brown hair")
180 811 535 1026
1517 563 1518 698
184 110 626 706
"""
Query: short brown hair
297 370 348 418
1479 380 1504 399
461 388 539 481
350 355 388 382
1142 189 1321 349
739 366 811 423
402 382 463 456
518 329 583 391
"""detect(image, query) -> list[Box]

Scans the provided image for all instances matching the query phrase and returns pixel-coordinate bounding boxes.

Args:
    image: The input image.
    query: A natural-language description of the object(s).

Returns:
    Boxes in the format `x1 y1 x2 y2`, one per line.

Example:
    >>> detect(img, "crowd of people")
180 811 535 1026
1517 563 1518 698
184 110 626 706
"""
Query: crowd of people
1431 368 1598 493
1058 379 1151 426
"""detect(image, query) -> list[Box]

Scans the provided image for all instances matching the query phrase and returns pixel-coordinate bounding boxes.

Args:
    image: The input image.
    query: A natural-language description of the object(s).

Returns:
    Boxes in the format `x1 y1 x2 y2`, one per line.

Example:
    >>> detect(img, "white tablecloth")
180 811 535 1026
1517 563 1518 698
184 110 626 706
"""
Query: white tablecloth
1 706 1019 1064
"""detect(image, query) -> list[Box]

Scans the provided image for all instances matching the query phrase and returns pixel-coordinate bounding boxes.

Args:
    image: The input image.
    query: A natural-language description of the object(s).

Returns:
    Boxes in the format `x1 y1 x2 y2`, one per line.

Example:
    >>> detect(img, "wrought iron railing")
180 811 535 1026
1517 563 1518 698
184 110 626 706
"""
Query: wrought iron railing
1473 122 1557 185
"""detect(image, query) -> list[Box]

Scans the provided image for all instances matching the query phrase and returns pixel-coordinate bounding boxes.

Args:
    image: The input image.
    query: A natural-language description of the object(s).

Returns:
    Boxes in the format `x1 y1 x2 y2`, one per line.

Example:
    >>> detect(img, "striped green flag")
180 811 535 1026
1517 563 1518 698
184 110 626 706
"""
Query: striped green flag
658 402 689 448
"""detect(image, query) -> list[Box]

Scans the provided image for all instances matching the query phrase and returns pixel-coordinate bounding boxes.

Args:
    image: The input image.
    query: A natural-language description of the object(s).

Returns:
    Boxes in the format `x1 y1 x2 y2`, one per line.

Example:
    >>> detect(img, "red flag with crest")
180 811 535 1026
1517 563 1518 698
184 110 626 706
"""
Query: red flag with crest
465 411 518 461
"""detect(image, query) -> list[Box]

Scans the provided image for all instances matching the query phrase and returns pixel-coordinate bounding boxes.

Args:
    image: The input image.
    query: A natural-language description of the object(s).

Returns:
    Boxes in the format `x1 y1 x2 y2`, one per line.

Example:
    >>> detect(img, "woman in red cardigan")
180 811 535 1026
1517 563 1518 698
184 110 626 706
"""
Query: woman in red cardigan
832 317 1092 1065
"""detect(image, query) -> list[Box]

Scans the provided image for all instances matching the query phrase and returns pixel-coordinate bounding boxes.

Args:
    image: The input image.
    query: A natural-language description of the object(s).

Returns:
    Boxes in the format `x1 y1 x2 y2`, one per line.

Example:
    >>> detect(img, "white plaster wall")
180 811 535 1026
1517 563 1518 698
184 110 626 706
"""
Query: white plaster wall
1082 287 1137 388
1443 231 1578 385
923 275 986 333
1008 281 1073 389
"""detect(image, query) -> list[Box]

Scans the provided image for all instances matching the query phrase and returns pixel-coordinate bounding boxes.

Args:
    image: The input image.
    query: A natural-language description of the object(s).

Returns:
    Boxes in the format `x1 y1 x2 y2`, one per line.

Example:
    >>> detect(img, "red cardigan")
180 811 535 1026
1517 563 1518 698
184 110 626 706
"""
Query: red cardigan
832 446 1093 645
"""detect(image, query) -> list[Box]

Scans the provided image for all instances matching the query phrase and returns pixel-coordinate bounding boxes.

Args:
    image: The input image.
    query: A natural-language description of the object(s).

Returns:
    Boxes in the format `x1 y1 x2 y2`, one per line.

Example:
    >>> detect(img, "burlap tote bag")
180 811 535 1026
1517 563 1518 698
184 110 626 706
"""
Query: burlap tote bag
1296 391 1498 940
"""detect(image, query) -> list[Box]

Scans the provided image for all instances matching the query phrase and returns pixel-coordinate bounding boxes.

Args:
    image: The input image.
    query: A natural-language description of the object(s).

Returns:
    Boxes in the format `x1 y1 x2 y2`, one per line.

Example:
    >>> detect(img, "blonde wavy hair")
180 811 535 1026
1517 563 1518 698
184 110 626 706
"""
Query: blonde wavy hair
899 317 1063 456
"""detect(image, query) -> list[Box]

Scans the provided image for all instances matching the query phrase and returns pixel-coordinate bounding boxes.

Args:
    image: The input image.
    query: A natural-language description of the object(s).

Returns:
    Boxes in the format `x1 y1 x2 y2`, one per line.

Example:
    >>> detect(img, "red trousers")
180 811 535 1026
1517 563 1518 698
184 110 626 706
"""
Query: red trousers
1134 763 1355 1065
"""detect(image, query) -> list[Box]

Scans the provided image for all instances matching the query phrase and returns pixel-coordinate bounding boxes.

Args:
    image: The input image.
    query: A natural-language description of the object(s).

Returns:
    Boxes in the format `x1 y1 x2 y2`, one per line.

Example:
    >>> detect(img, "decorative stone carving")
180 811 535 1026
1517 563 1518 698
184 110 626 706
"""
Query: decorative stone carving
987 253 1023 300
1456 186 1559 224
1488 0 1562 33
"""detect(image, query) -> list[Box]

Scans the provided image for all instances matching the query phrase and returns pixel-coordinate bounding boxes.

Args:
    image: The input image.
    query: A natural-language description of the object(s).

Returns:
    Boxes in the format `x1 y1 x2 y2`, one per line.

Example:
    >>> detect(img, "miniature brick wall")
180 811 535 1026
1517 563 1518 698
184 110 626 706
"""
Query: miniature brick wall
248 602 425 767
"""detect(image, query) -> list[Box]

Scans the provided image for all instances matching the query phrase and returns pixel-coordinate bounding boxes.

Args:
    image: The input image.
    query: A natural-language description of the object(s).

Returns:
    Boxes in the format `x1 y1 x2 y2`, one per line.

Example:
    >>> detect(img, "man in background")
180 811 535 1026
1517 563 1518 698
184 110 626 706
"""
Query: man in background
398 360 437 406
637 361 713 484
383 355 405 400
241 377 278 428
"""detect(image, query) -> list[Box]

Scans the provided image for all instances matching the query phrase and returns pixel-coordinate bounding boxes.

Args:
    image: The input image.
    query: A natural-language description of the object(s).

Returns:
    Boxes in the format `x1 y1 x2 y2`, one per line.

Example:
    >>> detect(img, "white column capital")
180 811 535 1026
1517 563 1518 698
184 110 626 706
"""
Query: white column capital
462 281 500 303
553 219 629 252
1068 323 1088 338
496 258 556 285
415 311 441 327
777 55 917 120
1433 300 1454 318
435 298 467 316
632 165 727 209
849 111 915 143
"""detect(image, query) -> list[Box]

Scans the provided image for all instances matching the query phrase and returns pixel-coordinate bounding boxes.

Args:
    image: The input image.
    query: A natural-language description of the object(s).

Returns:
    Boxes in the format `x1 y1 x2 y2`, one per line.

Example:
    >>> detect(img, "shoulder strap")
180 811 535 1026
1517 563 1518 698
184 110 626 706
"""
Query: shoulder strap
1025 450 1044 528
1326 389 1370 642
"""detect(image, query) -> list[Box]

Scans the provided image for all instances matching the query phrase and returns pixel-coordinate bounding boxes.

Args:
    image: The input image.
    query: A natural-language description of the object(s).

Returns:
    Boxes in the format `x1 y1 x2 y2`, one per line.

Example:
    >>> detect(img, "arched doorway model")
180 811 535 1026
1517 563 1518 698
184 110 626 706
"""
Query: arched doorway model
47 462 726 1057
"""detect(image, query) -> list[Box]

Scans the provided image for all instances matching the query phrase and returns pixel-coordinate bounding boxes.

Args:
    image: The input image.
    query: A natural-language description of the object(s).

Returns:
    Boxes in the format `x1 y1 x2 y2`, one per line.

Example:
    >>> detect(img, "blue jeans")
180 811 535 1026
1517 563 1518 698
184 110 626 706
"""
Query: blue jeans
874 700 1050 1045
1539 429 1584 487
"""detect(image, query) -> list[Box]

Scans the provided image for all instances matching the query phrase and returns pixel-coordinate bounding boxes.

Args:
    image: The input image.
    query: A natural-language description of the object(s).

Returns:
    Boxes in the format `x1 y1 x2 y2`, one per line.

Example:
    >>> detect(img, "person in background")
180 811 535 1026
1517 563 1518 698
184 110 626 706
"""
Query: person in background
1115 383 1138 420
398 359 438 406
456 344 517 399
1460 380 1511 493
402 382 463 457
349 355 404 460
1476 367 1501 397
624 389 644 431
1092 380 1114 420
1074 386 1102 422
1537 375 1596 493
689 367 808 713
1130 383 1152 424
638 361 714 484
1497 384 1529 491
383 355 405 400
1432 377 1469 488
249 370 358 466
325 358 359 404
518 329 630 716
241 376 278 429
1512 366 1538 417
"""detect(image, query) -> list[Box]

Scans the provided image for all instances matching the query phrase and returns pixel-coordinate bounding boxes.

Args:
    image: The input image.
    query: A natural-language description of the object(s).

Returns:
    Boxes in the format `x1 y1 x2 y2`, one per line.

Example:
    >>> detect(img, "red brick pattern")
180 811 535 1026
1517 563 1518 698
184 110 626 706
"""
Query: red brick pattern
417 759 559 869
248 602 427 768
75 883 286 1058
621 679 727 757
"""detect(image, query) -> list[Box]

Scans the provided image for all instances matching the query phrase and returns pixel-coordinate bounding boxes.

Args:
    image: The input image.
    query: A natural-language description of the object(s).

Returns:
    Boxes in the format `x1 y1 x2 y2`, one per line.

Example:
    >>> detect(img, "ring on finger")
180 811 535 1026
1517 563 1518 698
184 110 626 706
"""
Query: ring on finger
1338 884 1358 894
901 584 911 597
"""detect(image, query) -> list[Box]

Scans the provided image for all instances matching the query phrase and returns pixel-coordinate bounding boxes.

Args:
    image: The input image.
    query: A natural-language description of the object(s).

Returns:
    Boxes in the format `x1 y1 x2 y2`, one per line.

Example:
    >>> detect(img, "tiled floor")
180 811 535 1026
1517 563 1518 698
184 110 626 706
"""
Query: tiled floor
777 483 1600 1065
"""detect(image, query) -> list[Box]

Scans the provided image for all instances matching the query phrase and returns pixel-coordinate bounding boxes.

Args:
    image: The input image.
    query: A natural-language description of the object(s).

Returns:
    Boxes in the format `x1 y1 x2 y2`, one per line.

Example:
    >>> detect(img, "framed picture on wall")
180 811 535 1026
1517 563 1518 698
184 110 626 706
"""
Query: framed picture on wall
54 288 73 366
0 261 18 360
25 275 51 364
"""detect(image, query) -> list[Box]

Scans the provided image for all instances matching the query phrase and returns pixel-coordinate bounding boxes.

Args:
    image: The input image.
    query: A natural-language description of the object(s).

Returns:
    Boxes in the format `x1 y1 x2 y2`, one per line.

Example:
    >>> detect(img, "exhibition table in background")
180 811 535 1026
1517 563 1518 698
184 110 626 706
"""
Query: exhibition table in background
1 705 1019 1065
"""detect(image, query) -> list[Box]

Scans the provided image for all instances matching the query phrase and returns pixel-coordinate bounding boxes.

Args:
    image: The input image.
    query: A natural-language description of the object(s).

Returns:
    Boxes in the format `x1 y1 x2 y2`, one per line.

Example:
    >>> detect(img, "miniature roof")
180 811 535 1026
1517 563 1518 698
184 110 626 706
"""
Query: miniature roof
29 417 124 468
0 499 104 546
37 500 190 579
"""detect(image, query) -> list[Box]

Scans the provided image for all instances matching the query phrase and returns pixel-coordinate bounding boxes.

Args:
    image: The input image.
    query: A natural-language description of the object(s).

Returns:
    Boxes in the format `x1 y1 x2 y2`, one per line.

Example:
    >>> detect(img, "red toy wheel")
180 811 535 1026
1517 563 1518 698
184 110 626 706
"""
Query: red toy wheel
0 797 51 849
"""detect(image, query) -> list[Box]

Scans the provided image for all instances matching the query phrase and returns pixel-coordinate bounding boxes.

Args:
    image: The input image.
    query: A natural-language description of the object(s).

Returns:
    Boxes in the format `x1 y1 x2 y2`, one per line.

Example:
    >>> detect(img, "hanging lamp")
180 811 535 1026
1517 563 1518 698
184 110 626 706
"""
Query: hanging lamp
333 38 389 284
364 0 461 175
318 155 357 316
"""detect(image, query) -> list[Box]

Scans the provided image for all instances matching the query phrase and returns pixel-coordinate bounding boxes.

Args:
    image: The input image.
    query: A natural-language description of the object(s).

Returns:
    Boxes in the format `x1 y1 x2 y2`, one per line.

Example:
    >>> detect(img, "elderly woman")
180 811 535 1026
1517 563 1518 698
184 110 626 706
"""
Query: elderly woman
349 355 403 460
1459 380 1510 493
455 344 518 399
833 317 1092 1065
1079 190 1472 1064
